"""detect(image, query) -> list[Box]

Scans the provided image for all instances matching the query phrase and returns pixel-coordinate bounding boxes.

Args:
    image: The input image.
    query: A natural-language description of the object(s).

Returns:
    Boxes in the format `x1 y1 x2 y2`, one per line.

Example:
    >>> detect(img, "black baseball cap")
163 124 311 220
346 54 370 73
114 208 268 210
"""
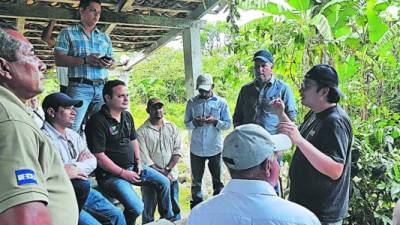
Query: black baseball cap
305 64 343 95
253 50 274 64
42 92 83 110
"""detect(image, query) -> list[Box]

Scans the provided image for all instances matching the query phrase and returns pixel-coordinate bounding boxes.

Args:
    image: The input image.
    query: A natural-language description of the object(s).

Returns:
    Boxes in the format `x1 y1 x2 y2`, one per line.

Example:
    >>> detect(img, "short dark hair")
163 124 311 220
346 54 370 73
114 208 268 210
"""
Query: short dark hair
79 0 101 9
0 22 20 62
102 80 126 102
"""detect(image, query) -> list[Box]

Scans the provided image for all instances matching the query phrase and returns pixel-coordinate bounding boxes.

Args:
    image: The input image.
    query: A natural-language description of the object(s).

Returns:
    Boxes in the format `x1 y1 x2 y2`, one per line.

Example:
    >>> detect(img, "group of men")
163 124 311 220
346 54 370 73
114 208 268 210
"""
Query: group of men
0 0 354 224
187 56 353 225
0 0 181 224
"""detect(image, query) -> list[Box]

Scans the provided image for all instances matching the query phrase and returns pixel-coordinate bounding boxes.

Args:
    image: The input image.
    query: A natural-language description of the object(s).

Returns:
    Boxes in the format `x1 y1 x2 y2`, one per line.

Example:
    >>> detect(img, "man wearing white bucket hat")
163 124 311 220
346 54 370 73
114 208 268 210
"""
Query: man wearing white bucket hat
187 124 320 225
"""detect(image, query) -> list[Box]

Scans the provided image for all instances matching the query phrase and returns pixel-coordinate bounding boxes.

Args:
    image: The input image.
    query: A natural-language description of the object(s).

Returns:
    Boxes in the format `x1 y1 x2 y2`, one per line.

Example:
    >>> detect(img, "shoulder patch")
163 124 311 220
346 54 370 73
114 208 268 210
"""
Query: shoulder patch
15 169 38 185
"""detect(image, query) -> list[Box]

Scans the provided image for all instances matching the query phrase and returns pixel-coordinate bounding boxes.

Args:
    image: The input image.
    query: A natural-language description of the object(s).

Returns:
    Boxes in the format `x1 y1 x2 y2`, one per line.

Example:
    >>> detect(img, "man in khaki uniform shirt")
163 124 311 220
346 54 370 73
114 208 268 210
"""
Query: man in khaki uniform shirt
0 23 78 225
138 97 182 222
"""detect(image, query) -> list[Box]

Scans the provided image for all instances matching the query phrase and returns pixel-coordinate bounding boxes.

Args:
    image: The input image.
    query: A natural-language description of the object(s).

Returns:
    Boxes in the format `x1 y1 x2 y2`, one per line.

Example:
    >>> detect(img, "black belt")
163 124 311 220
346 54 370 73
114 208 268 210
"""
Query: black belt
69 77 106 86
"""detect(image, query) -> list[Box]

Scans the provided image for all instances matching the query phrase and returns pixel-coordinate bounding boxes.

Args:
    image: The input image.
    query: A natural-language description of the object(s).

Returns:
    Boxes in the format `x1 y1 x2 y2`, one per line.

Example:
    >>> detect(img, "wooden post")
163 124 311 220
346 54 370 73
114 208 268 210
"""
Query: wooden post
183 21 201 99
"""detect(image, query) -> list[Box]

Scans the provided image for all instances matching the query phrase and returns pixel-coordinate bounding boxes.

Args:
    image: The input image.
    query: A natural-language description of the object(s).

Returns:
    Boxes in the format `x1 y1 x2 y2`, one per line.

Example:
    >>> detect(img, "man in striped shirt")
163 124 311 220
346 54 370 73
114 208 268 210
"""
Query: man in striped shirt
54 0 114 132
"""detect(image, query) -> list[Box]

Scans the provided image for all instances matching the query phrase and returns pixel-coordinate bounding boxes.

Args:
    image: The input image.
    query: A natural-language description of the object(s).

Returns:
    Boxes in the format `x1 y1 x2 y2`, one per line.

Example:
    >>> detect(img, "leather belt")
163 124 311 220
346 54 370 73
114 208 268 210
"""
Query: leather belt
69 77 106 86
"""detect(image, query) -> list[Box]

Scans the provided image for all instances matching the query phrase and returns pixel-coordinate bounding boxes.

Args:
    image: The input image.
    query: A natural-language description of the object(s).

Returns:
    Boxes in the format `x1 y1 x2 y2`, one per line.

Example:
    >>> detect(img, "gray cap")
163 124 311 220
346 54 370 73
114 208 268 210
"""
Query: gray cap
222 124 292 170
196 74 213 91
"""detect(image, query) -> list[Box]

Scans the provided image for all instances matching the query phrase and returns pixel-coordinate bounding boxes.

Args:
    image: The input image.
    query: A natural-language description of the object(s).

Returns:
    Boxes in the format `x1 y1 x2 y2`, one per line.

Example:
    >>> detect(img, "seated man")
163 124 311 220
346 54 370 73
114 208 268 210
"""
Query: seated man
138 97 182 223
85 80 174 225
41 92 125 225
187 124 321 225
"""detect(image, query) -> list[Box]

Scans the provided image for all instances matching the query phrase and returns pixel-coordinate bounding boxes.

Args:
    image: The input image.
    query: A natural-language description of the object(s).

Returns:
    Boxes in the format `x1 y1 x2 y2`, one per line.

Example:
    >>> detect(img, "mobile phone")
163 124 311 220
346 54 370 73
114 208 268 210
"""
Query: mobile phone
101 55 113 61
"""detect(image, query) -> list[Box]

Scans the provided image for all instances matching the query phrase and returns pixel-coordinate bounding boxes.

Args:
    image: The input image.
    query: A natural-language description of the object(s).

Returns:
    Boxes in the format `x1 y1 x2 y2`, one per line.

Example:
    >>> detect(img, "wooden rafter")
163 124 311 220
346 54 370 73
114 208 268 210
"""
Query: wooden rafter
0 3 194 28
104 0 135 35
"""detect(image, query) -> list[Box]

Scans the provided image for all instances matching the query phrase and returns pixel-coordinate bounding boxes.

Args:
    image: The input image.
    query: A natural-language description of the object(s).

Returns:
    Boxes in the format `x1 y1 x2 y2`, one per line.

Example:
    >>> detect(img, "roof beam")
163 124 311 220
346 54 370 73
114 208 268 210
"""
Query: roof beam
0 3 194 28
104 0 134 34
142 0 221 56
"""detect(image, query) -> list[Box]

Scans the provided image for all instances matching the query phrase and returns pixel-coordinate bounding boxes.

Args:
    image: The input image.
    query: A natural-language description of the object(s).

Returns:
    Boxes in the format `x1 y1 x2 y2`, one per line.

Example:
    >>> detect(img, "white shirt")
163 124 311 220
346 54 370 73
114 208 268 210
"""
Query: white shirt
187 179 321 225
42 121 97 175
27 106 45 128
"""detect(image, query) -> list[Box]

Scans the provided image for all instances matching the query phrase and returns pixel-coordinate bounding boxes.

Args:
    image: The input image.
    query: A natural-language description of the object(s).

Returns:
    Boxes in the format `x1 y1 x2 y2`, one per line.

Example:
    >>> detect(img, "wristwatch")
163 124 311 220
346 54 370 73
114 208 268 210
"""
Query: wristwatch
165 166 172 173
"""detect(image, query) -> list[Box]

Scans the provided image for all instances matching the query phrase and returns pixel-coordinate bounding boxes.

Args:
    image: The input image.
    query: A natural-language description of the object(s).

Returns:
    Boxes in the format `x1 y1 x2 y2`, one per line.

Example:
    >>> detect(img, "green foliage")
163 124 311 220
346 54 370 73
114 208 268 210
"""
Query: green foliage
224 0 400 224
349 110 400 225
128 48 186 104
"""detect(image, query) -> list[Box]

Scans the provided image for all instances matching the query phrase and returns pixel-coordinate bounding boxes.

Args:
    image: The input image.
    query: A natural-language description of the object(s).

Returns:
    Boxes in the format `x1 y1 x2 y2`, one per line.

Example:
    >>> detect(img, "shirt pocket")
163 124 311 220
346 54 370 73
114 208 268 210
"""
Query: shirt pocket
192 104 205 118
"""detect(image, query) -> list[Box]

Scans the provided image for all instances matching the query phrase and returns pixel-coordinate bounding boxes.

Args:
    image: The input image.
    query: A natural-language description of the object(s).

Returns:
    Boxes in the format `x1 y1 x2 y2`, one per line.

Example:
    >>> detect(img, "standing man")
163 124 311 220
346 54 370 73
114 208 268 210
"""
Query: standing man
137 97 182 223
184 74 231 208
41 20 69 93
41 92 126 225
55 0 114 131
0 23 78 225
187 124 320 225
233 49 296 134
274 64 353 225
85 80 174 225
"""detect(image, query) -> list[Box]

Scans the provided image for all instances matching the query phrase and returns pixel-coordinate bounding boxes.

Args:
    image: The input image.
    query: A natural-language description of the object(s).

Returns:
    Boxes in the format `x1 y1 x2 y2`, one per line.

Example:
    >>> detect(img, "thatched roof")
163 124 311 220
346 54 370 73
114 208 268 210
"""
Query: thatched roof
0 0 222 66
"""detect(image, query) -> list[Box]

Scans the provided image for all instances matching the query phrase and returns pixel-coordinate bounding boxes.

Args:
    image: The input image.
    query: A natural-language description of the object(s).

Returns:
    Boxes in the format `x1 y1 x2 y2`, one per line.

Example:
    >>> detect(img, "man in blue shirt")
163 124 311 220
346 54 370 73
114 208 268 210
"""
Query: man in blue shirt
184 74 232 209
54 0 114 132
233 49 297 134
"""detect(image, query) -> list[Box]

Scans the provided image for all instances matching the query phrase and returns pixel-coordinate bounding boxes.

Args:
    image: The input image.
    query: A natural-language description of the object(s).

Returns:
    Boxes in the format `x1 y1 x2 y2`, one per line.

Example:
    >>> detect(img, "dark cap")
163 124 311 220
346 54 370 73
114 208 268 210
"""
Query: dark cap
146 97 164 110
305 64 339 87
42 92 83 111
253 50 274 64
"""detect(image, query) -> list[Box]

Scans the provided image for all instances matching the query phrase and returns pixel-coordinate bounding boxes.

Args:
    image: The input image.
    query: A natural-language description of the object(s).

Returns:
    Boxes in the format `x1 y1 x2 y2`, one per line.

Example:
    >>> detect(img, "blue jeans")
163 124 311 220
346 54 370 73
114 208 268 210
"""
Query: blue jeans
78 188 125 225
71 179 91 212
67 82 104 131
141 179 180 224
98 166 173 225
190 153 224 208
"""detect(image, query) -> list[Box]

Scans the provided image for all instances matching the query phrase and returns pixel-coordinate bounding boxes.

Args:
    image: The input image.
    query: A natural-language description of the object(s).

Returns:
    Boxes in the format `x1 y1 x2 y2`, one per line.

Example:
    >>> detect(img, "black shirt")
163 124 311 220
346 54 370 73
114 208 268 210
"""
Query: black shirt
289 105 353 223
85 104 137 179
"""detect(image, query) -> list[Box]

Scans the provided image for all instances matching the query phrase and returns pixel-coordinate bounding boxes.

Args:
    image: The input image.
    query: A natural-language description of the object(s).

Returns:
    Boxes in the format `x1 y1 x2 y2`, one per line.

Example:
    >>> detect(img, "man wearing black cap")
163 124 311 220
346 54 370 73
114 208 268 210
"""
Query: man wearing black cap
233 49 297 134
137 97 182 223
41 92 126 225
273 64 353 225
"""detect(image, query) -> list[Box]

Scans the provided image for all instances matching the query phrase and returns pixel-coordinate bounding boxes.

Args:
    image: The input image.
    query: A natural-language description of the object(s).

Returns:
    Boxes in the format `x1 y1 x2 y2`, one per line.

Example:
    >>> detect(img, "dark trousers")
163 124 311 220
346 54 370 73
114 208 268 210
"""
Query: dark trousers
190 152 224 208
71 179 91 212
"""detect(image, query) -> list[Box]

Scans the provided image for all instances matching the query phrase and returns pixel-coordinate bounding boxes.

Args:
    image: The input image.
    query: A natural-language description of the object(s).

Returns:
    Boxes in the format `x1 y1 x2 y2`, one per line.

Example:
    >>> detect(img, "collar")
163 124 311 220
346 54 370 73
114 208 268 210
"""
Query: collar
194 93 218 102
143 118 172 131
222 179 277 196
43 121 68 140
254 76 276 88
316 104 338 119
101 104 116 119
0 86 31 115
77 23 101 34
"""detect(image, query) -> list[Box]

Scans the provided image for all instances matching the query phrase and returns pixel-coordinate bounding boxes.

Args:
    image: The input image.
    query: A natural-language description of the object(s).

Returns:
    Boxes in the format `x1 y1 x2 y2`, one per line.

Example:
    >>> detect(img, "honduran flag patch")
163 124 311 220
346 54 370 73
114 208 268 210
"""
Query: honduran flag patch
15 169 37 185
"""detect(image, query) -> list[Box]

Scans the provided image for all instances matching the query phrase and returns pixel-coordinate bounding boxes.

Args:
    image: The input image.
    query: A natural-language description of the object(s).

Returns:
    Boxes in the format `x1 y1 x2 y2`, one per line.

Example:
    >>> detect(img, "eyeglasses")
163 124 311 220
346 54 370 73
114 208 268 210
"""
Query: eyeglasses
67 139 77 159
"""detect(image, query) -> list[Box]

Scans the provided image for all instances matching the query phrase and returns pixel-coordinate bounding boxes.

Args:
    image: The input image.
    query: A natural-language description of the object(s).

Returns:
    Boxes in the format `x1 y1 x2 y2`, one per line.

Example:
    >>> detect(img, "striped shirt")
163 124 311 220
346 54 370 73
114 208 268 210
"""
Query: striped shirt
55 24 113 80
